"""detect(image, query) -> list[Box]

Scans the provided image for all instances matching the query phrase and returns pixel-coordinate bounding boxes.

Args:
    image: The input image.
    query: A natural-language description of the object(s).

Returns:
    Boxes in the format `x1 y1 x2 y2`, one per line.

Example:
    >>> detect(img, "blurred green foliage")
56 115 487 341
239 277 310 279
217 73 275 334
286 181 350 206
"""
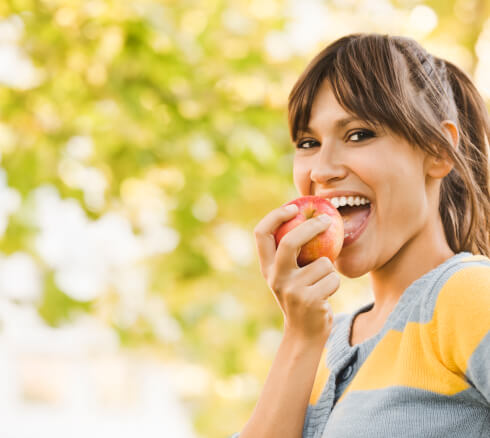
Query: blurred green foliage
0 0 489 437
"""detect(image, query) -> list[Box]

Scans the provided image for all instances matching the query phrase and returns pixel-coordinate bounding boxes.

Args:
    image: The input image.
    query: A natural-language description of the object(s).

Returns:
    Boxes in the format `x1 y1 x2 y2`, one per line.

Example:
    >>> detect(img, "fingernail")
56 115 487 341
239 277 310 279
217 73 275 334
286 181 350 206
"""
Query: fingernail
318 214 331 224
285 204 298 213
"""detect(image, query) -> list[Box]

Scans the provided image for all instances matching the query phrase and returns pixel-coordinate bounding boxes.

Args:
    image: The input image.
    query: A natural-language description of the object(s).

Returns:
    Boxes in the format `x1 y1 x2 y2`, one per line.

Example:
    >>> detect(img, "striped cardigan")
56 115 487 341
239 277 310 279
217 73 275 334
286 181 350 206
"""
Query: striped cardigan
232 251 490 437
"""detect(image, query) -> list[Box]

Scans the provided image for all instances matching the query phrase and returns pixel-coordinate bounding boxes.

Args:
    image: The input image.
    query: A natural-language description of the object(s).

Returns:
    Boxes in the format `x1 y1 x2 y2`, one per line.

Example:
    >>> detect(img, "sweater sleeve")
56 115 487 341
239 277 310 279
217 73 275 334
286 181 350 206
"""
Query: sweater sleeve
433 263 490 405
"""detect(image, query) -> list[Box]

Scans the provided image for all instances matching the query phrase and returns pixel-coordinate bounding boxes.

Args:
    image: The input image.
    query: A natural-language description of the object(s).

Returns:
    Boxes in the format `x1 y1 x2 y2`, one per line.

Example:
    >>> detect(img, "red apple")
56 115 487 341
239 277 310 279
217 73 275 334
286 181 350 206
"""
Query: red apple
274 196 344 266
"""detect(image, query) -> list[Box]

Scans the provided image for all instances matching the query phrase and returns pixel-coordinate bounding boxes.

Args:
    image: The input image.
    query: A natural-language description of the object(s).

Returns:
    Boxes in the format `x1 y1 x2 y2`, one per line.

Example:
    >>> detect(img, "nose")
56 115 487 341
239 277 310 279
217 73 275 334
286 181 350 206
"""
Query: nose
309 145 347 185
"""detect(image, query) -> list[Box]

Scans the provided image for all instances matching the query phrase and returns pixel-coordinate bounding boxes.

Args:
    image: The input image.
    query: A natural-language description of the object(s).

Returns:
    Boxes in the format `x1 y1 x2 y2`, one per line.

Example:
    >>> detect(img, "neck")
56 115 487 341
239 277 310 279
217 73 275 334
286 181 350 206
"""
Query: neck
367 215 455 321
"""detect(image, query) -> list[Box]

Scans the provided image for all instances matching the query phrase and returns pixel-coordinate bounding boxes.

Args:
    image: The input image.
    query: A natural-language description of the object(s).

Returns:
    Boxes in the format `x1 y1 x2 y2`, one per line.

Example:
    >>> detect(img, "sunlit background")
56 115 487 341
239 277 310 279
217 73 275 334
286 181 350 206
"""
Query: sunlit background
0 0 489 437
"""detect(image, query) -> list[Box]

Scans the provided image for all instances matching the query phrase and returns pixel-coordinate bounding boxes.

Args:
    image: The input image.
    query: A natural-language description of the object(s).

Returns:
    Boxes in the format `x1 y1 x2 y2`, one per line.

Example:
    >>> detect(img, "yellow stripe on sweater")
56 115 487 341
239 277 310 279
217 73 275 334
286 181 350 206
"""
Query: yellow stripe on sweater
462 255 489 263
432 265 490 377
337 265 490 404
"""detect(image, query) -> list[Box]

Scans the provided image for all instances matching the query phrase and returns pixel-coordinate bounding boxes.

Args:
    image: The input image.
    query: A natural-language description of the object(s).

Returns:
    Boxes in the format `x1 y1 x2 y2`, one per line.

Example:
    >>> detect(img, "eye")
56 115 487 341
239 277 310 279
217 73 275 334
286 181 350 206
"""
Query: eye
348 129 375 142
296 139 319 149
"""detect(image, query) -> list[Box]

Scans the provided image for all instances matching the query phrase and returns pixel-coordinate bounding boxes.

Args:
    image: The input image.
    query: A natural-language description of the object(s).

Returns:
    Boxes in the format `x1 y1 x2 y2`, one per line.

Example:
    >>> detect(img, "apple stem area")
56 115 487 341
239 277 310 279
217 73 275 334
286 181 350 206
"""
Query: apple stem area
303 204 317 219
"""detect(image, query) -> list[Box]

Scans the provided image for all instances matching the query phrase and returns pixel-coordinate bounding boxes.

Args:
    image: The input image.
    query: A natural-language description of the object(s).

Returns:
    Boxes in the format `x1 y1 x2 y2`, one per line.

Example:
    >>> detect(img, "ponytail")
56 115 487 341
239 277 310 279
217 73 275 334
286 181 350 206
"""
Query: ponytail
439 60 490 256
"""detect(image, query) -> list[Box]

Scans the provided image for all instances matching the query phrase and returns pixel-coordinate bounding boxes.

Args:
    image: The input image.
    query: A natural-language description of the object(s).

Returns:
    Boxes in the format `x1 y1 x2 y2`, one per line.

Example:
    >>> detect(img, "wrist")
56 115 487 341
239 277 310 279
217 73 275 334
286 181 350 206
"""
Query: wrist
282 325 328 352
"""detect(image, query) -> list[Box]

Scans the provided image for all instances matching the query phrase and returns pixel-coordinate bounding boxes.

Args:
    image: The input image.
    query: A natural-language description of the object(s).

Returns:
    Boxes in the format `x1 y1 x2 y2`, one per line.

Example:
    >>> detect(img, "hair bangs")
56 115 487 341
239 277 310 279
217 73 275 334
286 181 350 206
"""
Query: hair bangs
288 34 414 144
287 53 332 143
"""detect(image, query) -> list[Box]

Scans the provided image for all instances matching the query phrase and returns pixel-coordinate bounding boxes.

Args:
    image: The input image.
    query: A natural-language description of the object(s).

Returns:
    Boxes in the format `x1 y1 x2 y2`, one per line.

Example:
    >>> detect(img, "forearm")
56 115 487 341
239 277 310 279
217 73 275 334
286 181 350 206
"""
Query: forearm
239 329 326 438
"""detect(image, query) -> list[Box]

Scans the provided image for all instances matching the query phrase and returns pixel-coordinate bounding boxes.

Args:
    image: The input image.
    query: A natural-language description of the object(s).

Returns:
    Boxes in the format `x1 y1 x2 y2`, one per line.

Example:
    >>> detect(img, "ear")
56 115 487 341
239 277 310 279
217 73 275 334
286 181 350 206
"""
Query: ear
426 120 459 179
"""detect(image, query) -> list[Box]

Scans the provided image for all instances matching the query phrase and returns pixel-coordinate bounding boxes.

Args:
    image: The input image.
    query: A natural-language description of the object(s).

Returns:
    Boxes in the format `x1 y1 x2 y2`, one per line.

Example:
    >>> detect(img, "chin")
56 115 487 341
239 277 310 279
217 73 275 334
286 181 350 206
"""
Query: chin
334 251 370 278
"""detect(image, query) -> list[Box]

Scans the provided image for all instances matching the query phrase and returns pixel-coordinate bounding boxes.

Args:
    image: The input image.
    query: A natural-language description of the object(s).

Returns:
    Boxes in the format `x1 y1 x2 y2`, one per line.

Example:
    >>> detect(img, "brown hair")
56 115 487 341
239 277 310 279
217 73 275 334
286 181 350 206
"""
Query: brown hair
288 33 490 256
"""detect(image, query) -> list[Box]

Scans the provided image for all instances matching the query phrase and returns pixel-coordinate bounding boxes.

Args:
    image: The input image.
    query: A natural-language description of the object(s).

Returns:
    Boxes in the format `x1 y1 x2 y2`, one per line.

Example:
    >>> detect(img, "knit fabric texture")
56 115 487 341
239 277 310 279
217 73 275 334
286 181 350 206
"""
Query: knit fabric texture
231 251 490 437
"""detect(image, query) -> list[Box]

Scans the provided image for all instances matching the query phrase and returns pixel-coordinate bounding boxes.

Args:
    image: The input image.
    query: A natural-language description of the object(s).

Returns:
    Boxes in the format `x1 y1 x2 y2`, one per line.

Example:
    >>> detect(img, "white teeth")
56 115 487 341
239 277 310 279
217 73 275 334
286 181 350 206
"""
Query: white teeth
328 195 371 208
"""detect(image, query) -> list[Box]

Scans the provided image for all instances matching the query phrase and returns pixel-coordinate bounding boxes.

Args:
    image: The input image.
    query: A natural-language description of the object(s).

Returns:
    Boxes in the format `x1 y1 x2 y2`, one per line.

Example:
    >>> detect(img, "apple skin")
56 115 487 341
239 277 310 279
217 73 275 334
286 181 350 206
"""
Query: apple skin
274 196 344 266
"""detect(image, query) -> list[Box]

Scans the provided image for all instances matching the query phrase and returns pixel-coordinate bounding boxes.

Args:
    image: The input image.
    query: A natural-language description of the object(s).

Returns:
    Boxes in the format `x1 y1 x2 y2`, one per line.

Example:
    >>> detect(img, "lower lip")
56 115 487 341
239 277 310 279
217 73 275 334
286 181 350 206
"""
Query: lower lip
342 205 373 248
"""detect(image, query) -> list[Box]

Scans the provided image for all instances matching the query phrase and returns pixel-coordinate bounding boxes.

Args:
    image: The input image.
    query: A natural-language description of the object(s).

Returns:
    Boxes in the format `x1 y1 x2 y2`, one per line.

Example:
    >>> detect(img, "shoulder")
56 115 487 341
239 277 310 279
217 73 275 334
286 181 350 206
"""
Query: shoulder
430 254 490 364
431 253 490 314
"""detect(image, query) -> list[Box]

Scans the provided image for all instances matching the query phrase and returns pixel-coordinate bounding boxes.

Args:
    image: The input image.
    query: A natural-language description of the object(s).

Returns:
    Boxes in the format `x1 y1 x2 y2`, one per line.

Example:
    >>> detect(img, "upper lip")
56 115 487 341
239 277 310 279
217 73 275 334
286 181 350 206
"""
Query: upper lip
315 191 373 202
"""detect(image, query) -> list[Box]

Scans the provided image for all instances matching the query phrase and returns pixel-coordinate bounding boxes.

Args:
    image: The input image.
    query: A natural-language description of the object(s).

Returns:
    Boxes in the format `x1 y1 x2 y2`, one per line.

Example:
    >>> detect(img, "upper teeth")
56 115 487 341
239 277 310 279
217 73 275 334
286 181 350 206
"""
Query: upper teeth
328 196 371 208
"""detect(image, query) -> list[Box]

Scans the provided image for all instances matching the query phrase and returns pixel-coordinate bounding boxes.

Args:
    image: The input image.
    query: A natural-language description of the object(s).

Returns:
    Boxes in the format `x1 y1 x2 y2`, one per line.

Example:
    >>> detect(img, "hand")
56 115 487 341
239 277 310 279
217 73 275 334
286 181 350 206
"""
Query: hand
253 204 341 342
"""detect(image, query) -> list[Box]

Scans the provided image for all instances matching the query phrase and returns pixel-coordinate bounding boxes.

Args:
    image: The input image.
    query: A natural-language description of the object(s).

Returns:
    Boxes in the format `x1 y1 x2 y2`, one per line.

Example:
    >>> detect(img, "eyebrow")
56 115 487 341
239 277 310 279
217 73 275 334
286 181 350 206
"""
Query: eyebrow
299 116 364 135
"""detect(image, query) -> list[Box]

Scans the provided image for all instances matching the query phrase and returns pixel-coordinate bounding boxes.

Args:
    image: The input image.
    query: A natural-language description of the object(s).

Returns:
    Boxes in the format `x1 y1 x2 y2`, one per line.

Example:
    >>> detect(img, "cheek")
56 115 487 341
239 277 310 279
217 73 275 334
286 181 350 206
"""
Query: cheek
378 171 427 229
358 161 402 224
293 160 310 193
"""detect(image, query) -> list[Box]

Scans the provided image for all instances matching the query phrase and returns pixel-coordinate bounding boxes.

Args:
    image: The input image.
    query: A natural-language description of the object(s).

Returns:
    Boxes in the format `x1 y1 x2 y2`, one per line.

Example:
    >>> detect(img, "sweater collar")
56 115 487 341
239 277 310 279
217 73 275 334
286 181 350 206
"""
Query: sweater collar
326 251 472 369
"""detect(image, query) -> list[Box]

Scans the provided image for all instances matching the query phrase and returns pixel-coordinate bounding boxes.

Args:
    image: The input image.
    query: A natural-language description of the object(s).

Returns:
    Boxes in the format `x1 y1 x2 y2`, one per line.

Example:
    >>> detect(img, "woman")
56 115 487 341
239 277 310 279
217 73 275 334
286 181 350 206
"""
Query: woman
232 33 489 437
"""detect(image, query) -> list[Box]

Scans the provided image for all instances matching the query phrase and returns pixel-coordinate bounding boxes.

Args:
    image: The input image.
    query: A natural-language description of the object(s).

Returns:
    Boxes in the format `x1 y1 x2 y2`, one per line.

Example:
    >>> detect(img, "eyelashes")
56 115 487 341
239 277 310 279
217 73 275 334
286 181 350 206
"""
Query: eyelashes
349 129 375 142
295 139 318 149
296 129 376 149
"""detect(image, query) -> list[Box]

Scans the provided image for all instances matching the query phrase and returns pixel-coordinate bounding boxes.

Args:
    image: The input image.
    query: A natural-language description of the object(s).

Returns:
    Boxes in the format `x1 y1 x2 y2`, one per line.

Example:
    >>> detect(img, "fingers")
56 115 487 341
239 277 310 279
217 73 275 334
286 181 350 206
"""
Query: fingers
275 215 331 271
254 204 299 276
298 256 335 286
307 270 341 301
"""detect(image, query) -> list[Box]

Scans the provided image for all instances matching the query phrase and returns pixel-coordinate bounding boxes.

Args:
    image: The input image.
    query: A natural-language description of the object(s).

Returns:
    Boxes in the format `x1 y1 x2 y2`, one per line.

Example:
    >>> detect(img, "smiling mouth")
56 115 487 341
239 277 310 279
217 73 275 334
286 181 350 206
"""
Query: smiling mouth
337 203 372 237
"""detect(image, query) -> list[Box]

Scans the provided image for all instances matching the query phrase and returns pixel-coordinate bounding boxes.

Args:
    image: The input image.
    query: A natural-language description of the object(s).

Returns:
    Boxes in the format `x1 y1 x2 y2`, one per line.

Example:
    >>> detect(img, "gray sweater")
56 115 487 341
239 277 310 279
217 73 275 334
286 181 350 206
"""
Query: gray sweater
232 251 490 437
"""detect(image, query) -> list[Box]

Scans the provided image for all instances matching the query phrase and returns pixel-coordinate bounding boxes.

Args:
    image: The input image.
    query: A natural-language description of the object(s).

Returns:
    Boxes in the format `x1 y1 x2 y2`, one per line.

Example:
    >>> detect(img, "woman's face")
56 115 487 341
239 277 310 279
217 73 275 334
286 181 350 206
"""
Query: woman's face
293 80 433 277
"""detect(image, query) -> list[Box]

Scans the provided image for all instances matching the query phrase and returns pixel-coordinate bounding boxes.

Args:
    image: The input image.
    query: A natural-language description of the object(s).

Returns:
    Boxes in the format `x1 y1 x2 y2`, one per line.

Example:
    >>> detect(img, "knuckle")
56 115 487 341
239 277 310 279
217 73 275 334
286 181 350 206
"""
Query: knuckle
315 216 329 226
281 205 297 215
315 216 326 225
281 283 298 297
323 303 332 316
320 256 333 269
269 273 285 294
269 278 280 293
303 294 318 309
253 226 265 238
330 272 341 289
282 285 294 297
279 237 295 251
